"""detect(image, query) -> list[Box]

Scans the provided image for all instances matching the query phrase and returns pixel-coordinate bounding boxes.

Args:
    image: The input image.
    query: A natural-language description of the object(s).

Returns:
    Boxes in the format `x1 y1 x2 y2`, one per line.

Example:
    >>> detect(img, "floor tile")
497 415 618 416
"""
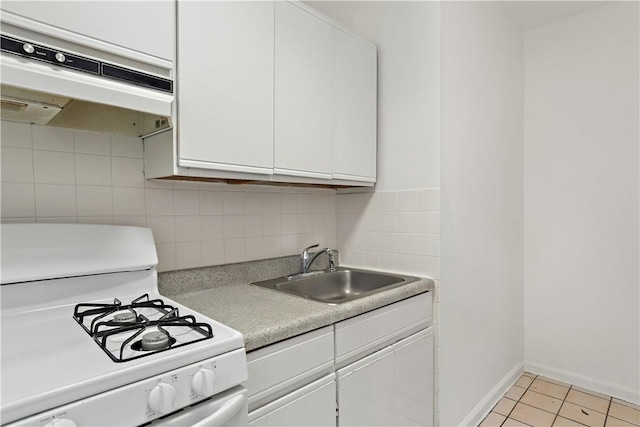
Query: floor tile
523 372 537 378
480 412 506 427
504 418 533 427
559 401 607 427
516 375 535 388
530 379 570 400
572 385 614 401
608 403 640 426
494 397 518 416
566 389 610 414
606 417 636 427
538 376 571 387
506 385 528 401
510 402 556 427
554 416 588 426
613 399 640 411
521 390 563 414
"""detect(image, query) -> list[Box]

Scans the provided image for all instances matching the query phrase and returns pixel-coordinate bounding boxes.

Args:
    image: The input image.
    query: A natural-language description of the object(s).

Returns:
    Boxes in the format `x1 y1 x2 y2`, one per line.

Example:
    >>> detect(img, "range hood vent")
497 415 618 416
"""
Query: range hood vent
0 31 173 138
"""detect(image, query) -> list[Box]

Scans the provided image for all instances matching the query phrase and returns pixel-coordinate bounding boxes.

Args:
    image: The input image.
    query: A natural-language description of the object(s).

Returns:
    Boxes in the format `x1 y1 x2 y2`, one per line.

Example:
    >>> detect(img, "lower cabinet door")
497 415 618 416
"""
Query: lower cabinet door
393 328 434 427
337 347 395 426
249 374 336 426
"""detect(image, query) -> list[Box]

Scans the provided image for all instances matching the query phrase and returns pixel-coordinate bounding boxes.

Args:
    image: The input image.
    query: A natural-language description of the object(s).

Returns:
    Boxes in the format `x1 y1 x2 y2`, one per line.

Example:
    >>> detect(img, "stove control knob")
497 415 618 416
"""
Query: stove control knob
54 52 66 63
192 368 216 396
22 43 35 54
44 419 77 427
148 382 176 414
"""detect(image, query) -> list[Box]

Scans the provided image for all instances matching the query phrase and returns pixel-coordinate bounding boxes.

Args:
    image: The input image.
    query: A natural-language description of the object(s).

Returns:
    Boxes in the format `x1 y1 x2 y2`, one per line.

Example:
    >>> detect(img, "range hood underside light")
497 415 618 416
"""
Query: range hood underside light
1 95 63 125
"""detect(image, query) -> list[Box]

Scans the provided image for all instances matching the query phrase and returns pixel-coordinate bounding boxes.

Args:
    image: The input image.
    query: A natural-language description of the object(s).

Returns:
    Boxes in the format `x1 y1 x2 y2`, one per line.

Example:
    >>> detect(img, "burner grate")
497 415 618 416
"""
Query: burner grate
73 294 214 363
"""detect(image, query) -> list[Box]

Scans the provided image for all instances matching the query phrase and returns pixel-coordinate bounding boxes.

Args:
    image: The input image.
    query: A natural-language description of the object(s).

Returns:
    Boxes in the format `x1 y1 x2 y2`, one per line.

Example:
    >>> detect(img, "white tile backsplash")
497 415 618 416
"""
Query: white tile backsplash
336 188 440 279
34 150 76 184
76 154 112 186
1 123 439 276
1 147 34 183
1 182 35 217
74 130 111 155
32 125 74 152
1 121 32 148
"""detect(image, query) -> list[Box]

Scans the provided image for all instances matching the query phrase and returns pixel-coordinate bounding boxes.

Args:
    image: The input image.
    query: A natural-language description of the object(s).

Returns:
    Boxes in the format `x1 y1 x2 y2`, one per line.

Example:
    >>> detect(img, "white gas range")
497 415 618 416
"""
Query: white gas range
0 224 248 426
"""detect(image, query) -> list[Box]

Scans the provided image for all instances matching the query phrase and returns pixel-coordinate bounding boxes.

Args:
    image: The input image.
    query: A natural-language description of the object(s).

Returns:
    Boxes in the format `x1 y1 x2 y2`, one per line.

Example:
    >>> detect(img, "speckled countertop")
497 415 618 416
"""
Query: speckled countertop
159 256 433 352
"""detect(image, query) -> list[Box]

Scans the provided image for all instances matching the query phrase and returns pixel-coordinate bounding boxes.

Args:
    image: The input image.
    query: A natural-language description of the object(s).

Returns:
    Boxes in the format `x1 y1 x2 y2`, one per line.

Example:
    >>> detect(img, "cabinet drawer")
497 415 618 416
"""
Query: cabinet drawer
335 293 432 367
246 326 334 410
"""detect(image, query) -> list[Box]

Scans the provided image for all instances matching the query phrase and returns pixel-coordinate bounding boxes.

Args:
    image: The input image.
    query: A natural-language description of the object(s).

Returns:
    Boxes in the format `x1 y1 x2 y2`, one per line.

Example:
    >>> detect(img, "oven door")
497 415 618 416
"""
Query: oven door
152 386 247 427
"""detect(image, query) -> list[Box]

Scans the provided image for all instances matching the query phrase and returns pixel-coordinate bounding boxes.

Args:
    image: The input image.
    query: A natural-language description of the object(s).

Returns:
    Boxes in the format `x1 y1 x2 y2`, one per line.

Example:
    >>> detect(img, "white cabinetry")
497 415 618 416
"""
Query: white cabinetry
337 329 433 427
176 1 274 175
246 327 335 426
332 28 377 182
274 1 333 179
1 1 174 62
249 374 336 426
246 293 434 427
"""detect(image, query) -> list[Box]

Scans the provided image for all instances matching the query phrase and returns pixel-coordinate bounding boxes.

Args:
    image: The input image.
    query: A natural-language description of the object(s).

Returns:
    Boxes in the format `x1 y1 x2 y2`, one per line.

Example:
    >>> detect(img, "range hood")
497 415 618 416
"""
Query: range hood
0 30 173 138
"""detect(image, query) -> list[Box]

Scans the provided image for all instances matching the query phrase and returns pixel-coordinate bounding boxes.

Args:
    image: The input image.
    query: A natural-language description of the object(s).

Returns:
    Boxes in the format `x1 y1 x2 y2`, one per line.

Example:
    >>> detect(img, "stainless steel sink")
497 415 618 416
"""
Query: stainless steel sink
251 267 419 304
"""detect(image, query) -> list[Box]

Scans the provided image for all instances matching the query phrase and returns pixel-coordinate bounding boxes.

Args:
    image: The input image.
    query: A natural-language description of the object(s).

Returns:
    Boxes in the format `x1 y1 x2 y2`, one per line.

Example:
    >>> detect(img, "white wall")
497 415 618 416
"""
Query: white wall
523 2 640 403
0 122 337 272
440 2 524 425
306 1 441 191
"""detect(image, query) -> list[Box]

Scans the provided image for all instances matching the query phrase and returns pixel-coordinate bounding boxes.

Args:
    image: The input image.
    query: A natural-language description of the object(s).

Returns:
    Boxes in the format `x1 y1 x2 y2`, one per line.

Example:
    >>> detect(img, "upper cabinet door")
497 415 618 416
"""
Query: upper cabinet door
274 2 333 179
332 29 377 182
1 1 175 61
177 1 274 175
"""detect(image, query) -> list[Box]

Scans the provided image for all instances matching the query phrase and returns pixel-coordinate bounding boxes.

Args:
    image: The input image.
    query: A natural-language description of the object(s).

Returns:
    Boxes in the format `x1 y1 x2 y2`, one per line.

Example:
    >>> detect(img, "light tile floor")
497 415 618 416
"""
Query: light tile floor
479 372 640 427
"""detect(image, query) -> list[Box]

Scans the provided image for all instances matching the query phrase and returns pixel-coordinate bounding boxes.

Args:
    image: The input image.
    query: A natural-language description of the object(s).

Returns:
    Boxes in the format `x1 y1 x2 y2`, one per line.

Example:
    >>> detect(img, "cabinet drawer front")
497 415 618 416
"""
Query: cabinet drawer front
247 326 334 410
249 374 336 426
335 293 432 366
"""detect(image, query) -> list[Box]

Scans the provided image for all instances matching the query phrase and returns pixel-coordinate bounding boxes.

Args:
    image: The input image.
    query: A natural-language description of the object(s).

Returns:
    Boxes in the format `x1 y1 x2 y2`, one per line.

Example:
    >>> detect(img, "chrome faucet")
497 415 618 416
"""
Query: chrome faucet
301 244 336 274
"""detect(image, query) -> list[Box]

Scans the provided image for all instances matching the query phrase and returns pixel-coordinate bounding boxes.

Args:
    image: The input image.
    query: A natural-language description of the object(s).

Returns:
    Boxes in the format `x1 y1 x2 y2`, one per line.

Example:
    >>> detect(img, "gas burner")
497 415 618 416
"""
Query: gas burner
131 331 177 351
113 312 137 323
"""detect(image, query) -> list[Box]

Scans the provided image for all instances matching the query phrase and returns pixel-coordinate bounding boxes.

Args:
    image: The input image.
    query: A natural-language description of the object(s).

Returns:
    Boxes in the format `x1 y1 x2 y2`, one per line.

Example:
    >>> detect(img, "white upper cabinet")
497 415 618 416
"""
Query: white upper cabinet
332 28 377 182
176 1 274 175
1 1 174 62
274 2 333 179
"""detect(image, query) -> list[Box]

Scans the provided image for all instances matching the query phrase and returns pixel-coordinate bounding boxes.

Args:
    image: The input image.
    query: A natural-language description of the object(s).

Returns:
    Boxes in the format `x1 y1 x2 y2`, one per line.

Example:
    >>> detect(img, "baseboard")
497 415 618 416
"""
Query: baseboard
525 361 640 405
458 362 524 427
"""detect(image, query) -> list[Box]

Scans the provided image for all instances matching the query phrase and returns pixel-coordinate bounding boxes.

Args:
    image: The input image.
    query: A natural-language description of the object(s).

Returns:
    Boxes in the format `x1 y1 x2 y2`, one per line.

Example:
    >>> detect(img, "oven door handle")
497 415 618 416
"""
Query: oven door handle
192 394 246 427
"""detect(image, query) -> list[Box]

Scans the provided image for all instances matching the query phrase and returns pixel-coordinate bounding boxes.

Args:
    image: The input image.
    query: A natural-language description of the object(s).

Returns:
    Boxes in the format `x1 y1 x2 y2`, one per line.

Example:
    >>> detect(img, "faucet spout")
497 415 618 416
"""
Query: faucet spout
301 246 337 273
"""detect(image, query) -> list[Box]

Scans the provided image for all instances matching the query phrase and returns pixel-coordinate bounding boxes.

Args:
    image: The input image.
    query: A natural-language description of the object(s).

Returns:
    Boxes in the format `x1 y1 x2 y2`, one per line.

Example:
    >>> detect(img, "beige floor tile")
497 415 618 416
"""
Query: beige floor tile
504 418 533 427
510 402 556 427
554 416 588 426
523 372 537 378
538 376 571 387
516 375 535 388
608 403 640 426
572 385 613 401
613 399 640 411
559 401 606 427
566 389 610 414
606 417 636 427
506 385 528 401
494 398 518 416
521 390 563 414
530 379 570 400
480 412 507 427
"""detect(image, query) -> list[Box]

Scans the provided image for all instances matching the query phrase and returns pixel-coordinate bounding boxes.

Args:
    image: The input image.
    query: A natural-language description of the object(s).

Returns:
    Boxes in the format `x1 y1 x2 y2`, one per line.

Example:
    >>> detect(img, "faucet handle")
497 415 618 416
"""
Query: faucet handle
302 244 319 259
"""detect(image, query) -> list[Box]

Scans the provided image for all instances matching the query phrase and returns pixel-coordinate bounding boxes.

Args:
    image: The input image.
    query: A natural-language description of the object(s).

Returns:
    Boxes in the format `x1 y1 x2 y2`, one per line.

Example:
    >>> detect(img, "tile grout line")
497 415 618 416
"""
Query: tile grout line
604 394 613 426
499 374 536 427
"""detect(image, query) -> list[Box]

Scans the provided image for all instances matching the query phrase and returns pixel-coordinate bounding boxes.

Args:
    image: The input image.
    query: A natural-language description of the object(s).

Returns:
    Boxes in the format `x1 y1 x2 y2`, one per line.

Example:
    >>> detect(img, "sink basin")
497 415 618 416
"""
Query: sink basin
251 267 419 304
